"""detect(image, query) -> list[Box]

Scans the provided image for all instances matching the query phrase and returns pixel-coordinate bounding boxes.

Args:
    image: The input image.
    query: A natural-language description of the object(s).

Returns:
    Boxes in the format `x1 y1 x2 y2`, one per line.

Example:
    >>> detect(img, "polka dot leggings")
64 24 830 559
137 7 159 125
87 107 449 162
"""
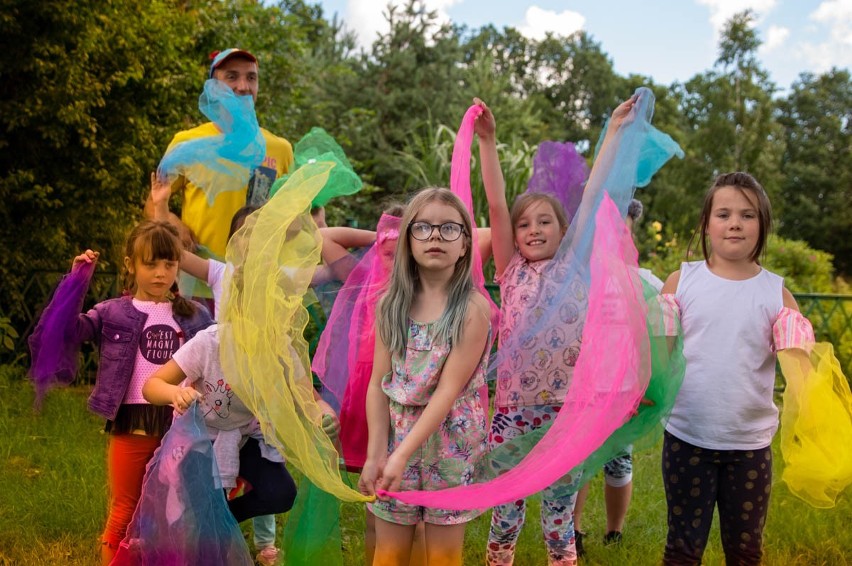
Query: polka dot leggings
662 431 772 566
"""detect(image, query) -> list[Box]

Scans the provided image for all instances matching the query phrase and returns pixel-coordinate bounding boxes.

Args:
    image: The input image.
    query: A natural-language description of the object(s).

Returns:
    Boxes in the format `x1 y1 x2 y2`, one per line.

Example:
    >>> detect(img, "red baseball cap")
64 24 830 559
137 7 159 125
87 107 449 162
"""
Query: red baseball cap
209 48 258 78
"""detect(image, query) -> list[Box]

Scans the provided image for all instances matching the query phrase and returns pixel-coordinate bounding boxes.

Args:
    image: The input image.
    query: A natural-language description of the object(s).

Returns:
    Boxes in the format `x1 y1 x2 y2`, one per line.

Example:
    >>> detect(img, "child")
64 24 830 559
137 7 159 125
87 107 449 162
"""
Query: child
659 172 806 565
151 173 374 320
475 96 637 566
358 188 492 566
142 324 300 520
31 221 214 565
150 176 348 565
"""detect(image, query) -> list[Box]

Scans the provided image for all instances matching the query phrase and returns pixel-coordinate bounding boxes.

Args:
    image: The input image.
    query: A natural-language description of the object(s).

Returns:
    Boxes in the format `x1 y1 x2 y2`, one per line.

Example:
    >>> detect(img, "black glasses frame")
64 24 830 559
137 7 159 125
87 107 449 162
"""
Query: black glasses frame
408 221 467 242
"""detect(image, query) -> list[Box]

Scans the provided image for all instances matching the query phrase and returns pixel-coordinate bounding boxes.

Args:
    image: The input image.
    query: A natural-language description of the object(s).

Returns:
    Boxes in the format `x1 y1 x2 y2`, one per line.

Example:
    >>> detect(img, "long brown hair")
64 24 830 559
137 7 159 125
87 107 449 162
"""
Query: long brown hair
123 220 197 317
687 172 772 264
377 188 474 357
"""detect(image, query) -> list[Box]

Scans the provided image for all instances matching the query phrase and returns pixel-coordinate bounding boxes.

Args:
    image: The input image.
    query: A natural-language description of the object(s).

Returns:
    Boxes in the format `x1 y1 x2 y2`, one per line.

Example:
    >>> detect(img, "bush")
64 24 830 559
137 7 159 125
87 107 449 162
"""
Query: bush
763 235 836 293
638 229 838 294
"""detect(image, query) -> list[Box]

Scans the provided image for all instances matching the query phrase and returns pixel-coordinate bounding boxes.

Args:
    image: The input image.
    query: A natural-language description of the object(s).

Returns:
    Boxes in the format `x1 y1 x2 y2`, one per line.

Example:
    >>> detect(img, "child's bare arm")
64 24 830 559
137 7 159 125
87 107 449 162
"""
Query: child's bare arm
142 359 198 415
474 98 514 276
149 173 172 222
661 270 681 354
321 227 377 250
145 173 197 249
150 173 210 281
179 251 210 282
476 227 493 264
586 95 638 191
319 227 376 265
359 334 393 497
377 294 490 493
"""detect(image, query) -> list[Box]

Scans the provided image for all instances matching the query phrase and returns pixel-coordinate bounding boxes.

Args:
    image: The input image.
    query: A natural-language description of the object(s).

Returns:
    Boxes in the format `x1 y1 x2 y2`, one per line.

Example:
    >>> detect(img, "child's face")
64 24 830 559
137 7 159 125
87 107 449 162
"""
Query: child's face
409 201 467 274
706 186 760 263
125 255 179 302
513 199 565 262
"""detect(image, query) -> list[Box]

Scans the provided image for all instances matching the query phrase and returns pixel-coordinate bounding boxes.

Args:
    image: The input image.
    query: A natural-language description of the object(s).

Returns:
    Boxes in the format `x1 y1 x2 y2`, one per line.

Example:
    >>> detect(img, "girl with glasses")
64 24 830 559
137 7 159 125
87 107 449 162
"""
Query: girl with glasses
358 188 492 566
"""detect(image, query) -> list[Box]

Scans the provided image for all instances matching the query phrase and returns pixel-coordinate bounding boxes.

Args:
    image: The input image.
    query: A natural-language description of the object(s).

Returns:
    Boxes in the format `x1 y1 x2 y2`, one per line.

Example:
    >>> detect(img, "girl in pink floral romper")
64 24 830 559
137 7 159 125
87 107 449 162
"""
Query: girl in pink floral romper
359 188 492 566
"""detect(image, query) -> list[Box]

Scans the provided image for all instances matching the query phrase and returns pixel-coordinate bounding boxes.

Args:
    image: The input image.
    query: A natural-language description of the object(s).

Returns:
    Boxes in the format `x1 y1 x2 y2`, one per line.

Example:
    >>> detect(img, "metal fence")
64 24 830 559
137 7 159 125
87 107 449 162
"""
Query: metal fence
4 270 851 383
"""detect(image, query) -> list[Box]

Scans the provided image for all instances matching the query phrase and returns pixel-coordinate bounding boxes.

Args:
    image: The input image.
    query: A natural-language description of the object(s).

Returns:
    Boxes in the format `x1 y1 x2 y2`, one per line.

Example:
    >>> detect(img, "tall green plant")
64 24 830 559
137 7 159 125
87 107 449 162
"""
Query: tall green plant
394 117 537 228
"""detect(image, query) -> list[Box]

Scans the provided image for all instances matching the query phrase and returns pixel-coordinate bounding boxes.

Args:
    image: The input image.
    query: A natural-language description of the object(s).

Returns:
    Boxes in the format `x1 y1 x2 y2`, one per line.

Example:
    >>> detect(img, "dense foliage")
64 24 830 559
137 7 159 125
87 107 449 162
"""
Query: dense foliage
1 1 849 324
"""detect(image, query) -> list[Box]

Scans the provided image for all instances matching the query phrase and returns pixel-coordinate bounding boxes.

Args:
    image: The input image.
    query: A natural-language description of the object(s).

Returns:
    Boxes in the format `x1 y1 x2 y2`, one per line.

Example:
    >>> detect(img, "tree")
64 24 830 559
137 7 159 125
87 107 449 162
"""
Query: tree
530 31 623 147
648 11 784 240
462 26 623 149
0 0 199 318
350 0 468 192
776 69 852 274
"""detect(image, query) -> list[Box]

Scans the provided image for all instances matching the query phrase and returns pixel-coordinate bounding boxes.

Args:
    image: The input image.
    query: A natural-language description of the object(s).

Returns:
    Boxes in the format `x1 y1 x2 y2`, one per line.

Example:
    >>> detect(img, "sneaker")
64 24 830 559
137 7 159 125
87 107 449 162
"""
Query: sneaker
603 531 623 546
227 477 253 501
255 545 279 566
574 530 586 558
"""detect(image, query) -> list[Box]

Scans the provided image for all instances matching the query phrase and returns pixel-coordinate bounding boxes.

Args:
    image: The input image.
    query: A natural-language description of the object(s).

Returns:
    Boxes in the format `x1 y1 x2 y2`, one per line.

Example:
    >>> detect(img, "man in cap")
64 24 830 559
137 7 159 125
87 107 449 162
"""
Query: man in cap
146 48 294 306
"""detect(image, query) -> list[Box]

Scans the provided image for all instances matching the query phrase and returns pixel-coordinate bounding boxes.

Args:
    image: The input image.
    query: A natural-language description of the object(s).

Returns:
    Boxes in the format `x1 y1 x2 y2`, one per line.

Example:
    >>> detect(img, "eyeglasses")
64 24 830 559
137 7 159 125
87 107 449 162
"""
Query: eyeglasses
409 221 466 242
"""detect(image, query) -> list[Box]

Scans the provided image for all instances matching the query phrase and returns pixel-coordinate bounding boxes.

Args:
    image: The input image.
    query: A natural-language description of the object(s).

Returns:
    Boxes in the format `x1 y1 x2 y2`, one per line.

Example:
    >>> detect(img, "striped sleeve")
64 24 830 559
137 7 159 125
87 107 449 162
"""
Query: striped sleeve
772 307 815 351
653 294 680 336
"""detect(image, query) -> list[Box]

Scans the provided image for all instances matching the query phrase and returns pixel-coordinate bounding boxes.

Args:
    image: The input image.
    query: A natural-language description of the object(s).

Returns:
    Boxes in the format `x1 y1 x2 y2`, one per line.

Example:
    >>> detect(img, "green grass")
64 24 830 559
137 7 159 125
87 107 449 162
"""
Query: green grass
1 364 850 565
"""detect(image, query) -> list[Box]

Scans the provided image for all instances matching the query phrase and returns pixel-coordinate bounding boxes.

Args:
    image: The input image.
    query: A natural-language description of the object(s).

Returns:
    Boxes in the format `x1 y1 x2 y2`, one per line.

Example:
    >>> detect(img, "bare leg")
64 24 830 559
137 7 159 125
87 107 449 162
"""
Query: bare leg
604 481 632 533
366 509 377 566
408 522 427 566
367 509 426 566
373 517 416 566
424 523 466 566
101 543 116 566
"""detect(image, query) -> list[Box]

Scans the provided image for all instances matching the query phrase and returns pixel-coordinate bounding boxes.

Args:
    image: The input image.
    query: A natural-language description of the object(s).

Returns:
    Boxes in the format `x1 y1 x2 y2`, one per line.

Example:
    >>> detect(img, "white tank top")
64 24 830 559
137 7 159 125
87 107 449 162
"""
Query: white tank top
667 261 783 450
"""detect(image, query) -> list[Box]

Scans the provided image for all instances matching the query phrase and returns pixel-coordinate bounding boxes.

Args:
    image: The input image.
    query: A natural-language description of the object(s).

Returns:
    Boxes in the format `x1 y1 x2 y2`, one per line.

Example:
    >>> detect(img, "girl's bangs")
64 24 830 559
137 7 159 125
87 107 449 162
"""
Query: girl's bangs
136 228 181 262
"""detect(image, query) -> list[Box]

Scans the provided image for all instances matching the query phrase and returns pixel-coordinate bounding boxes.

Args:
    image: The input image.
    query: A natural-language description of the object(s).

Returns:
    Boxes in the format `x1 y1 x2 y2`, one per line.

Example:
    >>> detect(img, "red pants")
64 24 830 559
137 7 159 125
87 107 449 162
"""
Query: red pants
101 434 162 549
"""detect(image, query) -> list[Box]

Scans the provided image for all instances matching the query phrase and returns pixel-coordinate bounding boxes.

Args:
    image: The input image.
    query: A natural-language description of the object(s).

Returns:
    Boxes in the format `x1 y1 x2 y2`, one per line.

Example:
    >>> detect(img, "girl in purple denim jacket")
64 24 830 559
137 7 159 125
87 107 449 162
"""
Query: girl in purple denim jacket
30 220 212 565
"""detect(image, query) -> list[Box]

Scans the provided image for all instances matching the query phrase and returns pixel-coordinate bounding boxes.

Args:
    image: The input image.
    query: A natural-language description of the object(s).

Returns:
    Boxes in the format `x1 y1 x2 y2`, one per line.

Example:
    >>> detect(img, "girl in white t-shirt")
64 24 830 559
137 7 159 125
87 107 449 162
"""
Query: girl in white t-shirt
659 172 812 565
148 176 358 564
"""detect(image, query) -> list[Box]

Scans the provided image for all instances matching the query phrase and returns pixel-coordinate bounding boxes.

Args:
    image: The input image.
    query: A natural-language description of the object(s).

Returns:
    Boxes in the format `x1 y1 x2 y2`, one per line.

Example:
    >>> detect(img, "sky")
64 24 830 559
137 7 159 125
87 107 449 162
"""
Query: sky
313 0 851 92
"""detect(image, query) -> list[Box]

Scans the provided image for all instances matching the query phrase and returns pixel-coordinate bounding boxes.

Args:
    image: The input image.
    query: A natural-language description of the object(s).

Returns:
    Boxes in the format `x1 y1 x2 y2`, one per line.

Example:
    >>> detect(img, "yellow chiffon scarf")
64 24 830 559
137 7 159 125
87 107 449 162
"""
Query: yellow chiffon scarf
220 161 371 502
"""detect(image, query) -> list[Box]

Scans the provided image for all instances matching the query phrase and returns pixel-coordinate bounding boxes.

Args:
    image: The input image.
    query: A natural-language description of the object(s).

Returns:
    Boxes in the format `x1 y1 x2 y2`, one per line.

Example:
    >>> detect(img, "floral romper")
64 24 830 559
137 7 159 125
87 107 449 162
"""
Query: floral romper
369 319 490 525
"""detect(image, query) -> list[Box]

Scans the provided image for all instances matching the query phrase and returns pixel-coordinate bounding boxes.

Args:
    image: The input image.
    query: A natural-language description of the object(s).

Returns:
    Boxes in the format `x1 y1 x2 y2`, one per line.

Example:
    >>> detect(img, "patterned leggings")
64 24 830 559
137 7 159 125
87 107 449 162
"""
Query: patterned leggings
486 405 580 566
662 431 772 566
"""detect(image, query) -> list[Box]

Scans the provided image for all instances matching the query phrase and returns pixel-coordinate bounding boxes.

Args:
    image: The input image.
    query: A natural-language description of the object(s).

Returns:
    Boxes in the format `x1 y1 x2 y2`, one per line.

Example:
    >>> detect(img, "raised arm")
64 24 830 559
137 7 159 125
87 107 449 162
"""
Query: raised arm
319 227 376 265
476 227 493 265
150 173 209 281
145 173 196 249
585 95 638 195
376 294 491 493
474 98 514 277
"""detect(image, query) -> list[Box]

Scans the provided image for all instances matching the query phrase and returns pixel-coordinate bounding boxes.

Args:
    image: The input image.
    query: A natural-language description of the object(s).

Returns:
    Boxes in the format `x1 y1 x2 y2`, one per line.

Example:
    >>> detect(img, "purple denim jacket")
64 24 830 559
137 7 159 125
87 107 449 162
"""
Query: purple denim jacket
73 295 213 420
